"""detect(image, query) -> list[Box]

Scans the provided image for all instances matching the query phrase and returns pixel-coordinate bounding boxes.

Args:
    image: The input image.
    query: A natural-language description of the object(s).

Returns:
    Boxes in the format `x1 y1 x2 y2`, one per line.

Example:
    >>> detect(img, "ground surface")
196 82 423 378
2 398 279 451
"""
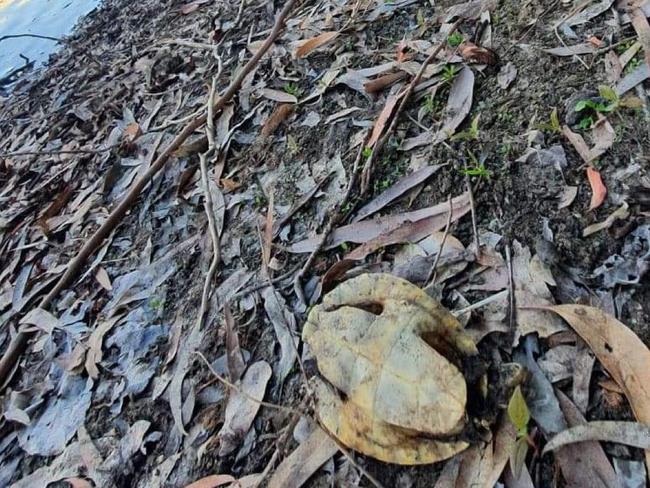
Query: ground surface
1 0 650 486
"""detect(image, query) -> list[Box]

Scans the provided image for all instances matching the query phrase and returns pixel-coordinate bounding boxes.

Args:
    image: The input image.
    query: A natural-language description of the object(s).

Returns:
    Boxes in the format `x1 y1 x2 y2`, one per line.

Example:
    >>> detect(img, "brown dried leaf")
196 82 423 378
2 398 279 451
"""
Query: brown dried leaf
544 421 650 453
268 427 339 488
459 41 498 65
85 315 123 379
545 304 650 469
587 166 607 210
367 91 402 148
261 103 295 137
294 31 339 58
183 474 236 488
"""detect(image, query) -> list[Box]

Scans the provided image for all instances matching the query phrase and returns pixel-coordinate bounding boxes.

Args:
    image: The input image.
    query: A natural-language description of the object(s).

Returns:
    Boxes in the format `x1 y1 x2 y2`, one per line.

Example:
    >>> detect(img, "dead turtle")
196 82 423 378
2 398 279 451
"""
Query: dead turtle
303 273 481 464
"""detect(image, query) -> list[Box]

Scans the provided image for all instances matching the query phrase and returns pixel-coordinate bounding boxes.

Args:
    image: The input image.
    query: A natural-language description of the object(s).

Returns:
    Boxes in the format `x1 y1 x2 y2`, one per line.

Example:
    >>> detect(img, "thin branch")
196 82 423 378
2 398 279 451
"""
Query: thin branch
426 195 453 285
0 0 301 388
506 243 515 330
0 33 61 43
360 18 463 194
196 76 223 329
465 173 480 254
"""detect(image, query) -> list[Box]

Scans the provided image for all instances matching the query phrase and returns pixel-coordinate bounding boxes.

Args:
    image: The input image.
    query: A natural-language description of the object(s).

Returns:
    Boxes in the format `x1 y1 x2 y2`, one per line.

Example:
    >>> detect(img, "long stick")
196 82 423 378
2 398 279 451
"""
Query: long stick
0 0 299 387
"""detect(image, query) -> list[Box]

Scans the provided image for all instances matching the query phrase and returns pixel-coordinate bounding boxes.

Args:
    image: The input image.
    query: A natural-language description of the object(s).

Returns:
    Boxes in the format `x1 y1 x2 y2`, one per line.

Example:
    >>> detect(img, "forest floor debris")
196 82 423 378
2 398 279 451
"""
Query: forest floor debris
1 0 650 486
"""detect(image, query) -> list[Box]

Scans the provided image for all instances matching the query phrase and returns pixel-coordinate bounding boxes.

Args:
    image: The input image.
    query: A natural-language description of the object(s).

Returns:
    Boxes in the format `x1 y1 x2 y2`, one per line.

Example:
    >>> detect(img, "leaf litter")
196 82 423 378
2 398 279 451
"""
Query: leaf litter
2 0 650 486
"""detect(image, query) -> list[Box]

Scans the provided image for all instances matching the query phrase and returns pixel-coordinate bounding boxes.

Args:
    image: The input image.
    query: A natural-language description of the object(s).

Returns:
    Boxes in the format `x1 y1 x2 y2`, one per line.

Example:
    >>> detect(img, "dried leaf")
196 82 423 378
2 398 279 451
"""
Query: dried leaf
353 165 444 222
368 92 402 148
261 104 295 137
122 122 142 143
19 308 60 334
459 42 498 65
544 304 650 469
85 315 123 379
563 0 614 26
555 390 619 487
630 7 650 71
615 63 649 96
345 194 471 260
558 185 578 209
583 203 629 236
183 474 237 488
261 286 297 383
294 31 339 58
544 421 650 454
180 0 209 15
259 88 297 104
95 267 112 291
544 43 597 56
364 71 408 94
268 426 339 488
290 192 470 253
218 361 272 456
587 166 607 210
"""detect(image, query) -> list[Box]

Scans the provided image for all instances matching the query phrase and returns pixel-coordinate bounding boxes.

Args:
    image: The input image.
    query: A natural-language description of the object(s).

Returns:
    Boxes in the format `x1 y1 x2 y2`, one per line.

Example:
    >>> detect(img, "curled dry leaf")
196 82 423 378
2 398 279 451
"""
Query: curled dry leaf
587 166 607 210
543 421 650 454
544 304 650 469
294 31 339 58
268 426 339 488
304 274 477 464
583 203 629 236
459 41 498 65
259 88 297 104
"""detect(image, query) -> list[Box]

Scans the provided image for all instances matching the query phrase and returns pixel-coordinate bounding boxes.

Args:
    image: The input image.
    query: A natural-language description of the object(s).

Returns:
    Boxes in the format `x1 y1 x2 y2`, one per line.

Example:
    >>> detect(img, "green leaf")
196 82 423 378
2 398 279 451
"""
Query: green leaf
550 108 560 132
578 116 594 130
575 100 590 112
508 386 530 436
509 436 529 479
598 85 618 103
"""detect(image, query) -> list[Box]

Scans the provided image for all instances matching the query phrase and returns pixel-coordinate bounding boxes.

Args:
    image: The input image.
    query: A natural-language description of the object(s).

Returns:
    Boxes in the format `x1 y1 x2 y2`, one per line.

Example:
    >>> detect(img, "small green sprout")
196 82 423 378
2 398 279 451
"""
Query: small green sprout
283 82 303 98
536 107 561 133
447 32 464 48
508 386 531 478
452 114 480 141
362 146 373 158
462 151 491 179
442 64 460 84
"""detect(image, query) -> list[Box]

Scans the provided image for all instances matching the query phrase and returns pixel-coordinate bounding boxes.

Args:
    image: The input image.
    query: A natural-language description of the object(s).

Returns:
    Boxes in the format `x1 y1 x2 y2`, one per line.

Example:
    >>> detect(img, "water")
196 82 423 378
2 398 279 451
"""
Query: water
0 0 99 80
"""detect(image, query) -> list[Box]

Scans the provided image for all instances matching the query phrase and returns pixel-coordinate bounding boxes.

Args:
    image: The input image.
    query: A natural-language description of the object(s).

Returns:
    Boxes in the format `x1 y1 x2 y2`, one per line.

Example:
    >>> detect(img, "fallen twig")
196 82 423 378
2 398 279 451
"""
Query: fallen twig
359 18 463 194
0 33 61 43
506 243 515 330
0 0 300 388
426 195 453 285
196 75 223 328
465 173 480 254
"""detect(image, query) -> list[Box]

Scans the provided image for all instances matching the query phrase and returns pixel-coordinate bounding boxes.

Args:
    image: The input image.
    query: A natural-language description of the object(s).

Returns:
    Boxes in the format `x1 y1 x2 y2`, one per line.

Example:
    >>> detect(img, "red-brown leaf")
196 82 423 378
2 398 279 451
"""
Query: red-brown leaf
586 166 607 210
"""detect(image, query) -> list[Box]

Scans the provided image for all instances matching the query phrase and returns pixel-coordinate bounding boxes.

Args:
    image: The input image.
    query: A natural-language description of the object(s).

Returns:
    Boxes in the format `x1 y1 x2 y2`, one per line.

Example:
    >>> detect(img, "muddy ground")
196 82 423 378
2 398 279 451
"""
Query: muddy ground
1 0 650 486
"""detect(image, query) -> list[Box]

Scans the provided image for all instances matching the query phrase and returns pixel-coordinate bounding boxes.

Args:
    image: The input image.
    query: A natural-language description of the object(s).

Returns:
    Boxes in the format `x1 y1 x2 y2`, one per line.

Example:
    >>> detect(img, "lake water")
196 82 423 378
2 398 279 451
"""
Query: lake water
0 0 99 79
